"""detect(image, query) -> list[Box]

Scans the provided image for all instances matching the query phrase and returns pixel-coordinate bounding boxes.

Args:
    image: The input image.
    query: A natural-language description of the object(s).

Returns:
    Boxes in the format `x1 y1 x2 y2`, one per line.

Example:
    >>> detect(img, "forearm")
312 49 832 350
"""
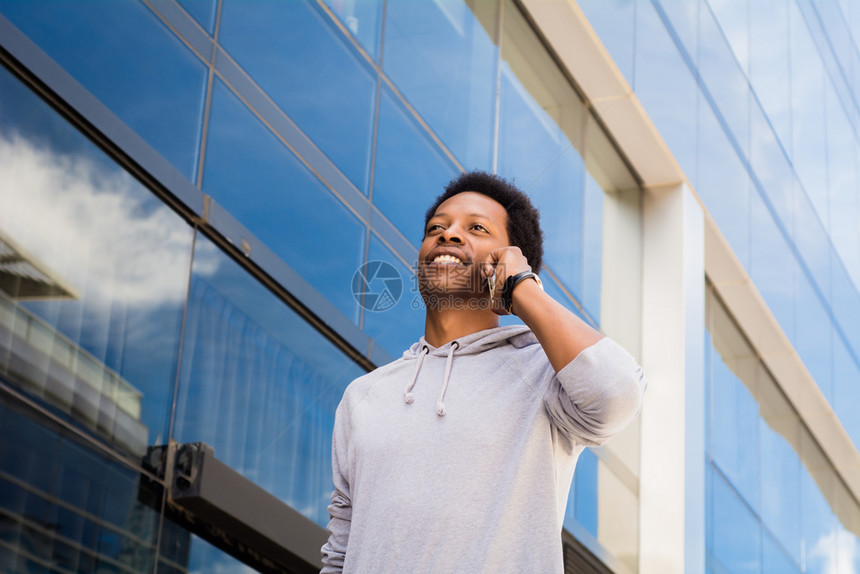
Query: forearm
321 487 351 572
511 279 603 372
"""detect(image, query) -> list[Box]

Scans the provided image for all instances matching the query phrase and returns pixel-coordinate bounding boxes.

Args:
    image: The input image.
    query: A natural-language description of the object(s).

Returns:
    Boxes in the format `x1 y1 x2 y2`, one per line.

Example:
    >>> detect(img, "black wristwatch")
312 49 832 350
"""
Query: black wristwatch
501 271 543 315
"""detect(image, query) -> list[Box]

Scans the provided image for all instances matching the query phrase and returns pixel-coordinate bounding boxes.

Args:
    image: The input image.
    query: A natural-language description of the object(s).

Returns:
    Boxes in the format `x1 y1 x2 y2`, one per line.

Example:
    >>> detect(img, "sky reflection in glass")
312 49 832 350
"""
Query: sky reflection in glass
581 173 603 324
710 467 761 574
0 405 166 572
0 64 192 455
372 86 459 247
178 0 216 35
203 79 365 323
575 0 635 87
497 65 585 301
361 234 424 359
634 0 697 182
173 234 365 527
323 0 383 60
0 0 207 181
383 0 497 171
219 0 376 193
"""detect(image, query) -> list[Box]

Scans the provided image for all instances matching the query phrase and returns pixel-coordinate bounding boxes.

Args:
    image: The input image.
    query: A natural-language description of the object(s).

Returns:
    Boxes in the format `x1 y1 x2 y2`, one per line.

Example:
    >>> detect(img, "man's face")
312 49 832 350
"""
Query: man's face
417 191 510 300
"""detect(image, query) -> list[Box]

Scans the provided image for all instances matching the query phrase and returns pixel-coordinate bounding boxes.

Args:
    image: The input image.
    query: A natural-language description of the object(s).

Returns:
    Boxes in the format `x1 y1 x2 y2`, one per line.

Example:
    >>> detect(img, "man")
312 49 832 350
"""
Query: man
321 170 645 573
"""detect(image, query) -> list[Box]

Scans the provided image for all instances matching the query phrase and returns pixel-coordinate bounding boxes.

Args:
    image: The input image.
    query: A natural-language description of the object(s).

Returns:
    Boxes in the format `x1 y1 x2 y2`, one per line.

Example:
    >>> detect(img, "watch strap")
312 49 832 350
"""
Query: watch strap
501 271 542 315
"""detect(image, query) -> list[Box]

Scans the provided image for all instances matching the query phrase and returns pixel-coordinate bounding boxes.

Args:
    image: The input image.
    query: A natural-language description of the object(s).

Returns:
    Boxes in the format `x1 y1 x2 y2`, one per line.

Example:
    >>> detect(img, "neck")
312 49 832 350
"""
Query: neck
423 306 499 348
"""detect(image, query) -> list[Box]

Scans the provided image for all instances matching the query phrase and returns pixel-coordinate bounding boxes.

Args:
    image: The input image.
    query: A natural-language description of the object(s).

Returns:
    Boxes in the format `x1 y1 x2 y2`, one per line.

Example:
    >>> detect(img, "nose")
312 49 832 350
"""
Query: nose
439 226 463 244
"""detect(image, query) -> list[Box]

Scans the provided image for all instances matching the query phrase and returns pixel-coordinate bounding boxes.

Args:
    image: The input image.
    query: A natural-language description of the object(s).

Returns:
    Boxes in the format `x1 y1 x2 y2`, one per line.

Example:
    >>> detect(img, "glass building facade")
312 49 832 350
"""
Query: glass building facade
0 0 858 573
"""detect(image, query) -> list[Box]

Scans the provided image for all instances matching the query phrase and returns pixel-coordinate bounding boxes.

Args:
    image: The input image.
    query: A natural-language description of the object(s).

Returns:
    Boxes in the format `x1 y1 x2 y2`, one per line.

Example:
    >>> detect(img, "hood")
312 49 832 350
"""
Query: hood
400 325 535 417
402 324 535 360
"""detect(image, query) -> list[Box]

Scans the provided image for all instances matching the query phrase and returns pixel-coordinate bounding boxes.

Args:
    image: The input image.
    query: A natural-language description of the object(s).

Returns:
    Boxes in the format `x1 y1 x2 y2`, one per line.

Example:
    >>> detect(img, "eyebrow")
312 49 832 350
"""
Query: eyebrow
430 212 493 221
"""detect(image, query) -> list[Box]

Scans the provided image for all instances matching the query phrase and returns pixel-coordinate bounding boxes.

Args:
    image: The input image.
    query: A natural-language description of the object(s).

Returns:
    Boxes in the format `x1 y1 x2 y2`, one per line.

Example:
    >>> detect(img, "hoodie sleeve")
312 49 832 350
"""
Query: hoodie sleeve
542 337 646 446
320 399 352 573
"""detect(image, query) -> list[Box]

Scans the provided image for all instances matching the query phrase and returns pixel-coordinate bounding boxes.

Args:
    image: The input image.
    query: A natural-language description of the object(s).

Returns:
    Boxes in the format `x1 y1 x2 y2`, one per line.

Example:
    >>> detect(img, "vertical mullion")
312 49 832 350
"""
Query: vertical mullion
492 0 504 175
361 0 388 332
195 0 224 190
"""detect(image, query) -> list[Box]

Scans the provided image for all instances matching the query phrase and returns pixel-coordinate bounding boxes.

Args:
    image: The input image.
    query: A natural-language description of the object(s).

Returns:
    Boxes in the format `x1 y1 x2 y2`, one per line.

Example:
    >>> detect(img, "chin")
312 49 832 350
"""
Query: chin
418 265 469 291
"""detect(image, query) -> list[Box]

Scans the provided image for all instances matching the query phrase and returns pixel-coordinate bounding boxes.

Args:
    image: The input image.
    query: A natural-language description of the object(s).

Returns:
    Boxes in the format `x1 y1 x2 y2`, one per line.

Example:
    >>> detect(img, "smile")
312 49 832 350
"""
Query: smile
432 254 466 265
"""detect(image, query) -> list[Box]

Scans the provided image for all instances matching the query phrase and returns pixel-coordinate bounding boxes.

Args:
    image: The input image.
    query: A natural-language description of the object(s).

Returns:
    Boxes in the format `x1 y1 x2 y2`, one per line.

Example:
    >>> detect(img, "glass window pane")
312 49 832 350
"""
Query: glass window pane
0 65 192 455
707 286 860 574
793 190 831 305
655 1 698 62
0 0 208 181
372 86 459 246
582 173 603 324
794 273 833 402
569 447 598 537
323 0 383 60
498 4 587 299
0 404 162 572
709 465 761 574
833 336 860 451
789 2 828 221
824 83 860 293
749 99 795 246
749 190 796 342
802 466 837 574
177 0 216 35
634 0 698 182
813 1 857 104
576 0 636 86
173 234 366 527
541 271 588 326
762 528 800 574
758 369 802 565
707 0 749 73
750 0 791 154
219 0 376 193
203 79 365 323
698 92 751 270
710 348 760 511
383 0 497 170
361 234 424 358
832 259 860 361
699 2 750 159
161 529 248 574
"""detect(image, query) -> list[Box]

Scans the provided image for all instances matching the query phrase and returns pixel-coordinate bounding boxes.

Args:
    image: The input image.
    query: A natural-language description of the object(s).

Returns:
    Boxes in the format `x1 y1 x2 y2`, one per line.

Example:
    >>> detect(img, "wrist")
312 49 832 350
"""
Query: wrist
501 271 543 315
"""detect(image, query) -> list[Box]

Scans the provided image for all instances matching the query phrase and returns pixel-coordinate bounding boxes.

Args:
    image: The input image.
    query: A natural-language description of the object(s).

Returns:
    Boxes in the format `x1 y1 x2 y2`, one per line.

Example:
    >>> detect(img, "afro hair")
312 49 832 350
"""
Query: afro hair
424 170 544 272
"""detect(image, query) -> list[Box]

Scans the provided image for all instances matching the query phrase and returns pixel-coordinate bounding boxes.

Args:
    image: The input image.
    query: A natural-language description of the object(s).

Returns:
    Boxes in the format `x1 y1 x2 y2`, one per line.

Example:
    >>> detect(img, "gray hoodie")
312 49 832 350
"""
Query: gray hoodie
321 325 645 573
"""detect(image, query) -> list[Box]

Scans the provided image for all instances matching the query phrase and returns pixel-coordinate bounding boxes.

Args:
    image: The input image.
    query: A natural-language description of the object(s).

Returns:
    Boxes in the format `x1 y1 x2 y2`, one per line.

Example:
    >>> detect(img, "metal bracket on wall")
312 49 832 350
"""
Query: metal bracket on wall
143 442 326 574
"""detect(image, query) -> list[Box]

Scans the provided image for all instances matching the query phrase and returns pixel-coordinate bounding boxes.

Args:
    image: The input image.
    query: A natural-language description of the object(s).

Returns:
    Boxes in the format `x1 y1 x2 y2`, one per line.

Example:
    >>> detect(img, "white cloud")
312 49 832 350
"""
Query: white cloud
810 526 859 574
0 129 218 308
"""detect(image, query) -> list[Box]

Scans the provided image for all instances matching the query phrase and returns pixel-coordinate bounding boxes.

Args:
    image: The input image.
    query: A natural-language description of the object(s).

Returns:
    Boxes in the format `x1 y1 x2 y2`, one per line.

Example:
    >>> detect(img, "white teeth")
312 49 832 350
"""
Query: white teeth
433 254 463 265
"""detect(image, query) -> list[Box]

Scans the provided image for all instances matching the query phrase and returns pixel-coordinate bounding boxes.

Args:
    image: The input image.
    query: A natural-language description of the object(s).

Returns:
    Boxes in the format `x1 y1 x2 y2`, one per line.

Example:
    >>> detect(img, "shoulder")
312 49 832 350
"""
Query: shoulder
492 328 556 388
339 357 407 410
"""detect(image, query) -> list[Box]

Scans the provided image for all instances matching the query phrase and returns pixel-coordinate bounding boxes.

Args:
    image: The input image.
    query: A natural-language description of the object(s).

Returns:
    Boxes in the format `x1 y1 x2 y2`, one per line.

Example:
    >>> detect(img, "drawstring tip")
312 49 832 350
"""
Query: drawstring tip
404 392 414 405
435 402 446 417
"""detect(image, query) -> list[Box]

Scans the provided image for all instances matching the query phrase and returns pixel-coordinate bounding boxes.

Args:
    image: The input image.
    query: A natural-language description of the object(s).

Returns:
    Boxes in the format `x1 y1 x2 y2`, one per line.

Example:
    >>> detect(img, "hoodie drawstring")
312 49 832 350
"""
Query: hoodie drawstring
404 345 429 405
403 341 459 417
435 341 459 417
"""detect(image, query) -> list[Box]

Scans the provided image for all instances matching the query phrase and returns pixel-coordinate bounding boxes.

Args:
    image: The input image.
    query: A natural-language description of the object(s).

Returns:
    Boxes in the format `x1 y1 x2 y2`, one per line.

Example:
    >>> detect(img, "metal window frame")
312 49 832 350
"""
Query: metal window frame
0 12 389 371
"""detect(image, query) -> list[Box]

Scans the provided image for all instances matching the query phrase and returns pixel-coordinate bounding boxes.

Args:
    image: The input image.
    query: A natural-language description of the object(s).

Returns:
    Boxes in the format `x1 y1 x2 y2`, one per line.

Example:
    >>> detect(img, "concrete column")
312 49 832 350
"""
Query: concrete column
638 183 705 574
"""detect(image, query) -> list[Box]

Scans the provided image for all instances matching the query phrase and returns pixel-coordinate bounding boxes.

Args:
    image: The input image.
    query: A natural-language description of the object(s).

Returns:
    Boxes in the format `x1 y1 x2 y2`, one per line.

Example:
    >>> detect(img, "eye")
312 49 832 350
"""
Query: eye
425 223 444 234
471 223 489 233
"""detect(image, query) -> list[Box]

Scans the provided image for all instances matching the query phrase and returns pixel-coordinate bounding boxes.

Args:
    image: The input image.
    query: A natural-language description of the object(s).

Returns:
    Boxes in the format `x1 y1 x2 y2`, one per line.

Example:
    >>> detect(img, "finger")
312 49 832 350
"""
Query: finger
482 250 502 278
481 260 495 278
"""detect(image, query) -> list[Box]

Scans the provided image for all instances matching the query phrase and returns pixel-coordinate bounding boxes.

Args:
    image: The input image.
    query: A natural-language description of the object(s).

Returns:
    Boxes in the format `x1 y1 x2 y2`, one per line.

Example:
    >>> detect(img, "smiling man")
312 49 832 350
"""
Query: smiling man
321 171 646 574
